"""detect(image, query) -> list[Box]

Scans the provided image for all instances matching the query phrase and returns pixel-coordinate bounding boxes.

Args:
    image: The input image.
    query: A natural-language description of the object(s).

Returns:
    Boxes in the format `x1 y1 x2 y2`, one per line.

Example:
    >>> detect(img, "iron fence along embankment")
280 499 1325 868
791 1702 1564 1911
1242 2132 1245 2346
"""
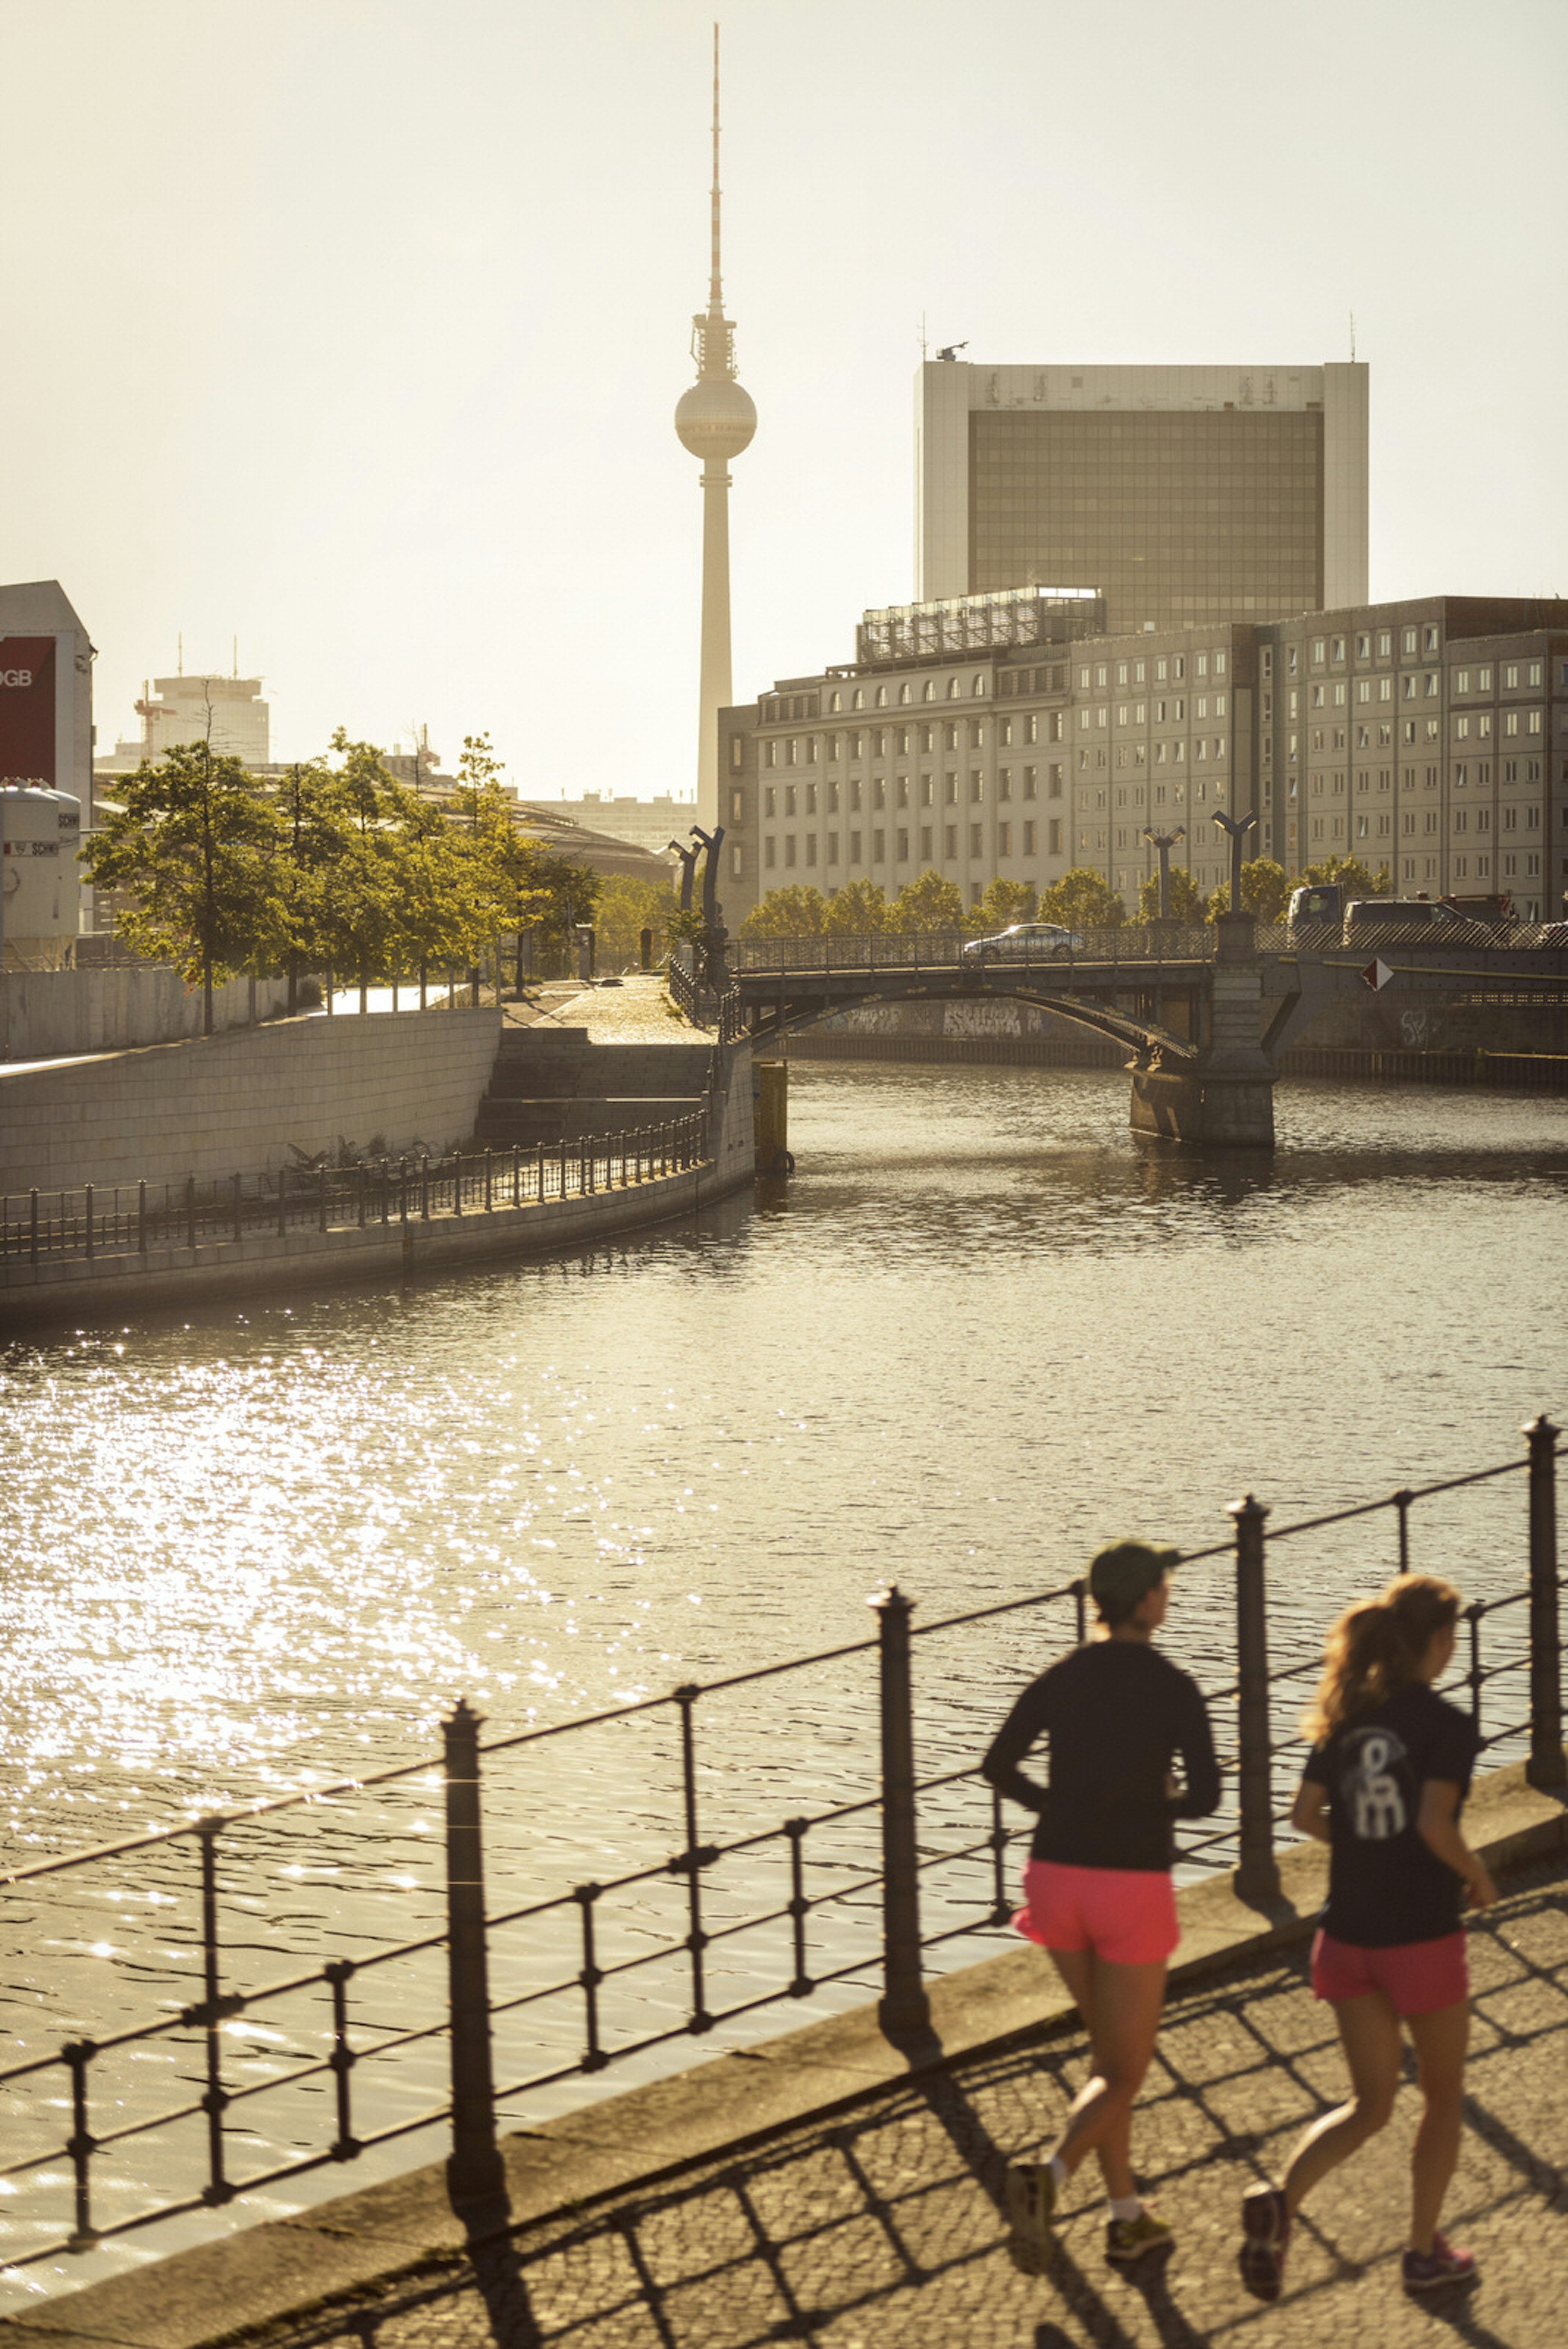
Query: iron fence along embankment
0 1419 1559 2282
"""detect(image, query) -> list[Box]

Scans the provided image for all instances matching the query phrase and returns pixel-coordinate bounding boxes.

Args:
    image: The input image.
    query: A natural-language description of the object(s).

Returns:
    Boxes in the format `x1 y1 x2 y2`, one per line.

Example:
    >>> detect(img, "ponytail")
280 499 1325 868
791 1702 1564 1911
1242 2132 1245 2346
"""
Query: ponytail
1304 1573 1461 1743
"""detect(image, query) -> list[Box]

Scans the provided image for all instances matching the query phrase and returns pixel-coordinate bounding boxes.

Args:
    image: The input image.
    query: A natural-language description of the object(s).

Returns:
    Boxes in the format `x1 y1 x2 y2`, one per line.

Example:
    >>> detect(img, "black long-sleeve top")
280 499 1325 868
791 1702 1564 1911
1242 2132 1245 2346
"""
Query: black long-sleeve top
982 1639 1221 1873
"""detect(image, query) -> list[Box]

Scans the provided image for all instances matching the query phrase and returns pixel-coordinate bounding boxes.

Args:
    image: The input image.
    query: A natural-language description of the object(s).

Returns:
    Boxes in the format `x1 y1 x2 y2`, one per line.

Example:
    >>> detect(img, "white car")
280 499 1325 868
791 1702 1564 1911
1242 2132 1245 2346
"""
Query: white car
960 921 1082 961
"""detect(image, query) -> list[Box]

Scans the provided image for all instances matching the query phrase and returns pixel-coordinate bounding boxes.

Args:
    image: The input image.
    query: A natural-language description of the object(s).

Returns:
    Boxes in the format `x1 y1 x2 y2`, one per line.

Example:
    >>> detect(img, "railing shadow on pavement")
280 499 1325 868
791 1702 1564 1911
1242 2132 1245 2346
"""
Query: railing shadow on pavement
0 1418 1560 2279
164 1864 1568 2349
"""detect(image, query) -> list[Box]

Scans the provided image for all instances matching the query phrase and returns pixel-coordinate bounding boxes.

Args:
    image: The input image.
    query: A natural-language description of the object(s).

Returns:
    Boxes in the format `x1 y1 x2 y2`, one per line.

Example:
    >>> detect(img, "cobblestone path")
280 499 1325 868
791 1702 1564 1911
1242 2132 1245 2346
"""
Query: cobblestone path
254 1854 1568 2349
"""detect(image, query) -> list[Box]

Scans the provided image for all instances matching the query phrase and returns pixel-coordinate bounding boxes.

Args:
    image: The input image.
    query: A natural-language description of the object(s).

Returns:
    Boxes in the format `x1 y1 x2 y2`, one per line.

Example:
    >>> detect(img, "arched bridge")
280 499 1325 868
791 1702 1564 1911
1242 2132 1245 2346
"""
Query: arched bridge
719 921 1568 1149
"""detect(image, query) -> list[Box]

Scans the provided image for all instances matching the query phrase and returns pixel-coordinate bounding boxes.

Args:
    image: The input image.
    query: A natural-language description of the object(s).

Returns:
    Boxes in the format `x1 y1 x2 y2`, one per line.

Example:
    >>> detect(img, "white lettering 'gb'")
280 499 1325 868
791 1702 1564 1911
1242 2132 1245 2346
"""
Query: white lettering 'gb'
1346 1729 1408 1840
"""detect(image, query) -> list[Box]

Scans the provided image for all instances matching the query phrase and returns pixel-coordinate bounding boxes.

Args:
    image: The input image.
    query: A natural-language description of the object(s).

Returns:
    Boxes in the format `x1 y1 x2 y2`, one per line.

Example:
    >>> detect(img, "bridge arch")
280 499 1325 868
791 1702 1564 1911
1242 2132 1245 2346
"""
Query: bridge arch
743 979 1198 1067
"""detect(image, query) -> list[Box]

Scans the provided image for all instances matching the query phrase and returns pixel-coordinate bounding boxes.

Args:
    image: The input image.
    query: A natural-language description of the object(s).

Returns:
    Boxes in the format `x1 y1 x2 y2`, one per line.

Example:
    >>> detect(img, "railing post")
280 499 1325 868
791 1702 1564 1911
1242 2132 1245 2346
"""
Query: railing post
872 1585 930 2038
443 1699 505 2204
1230 1494 1280 1903
1526 1415 1564 1787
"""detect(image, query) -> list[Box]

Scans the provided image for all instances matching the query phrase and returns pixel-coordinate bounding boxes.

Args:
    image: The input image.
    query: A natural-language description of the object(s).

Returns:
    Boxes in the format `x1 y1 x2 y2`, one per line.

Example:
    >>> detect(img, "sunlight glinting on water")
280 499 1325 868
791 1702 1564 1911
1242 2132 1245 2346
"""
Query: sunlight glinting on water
2 1063 1565 2298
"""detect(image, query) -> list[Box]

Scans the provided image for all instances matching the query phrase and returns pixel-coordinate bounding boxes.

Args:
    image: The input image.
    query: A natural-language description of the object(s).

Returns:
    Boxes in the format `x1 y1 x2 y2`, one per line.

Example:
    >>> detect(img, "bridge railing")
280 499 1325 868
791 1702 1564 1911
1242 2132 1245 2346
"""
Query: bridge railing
2 1419 1559 2271
0 1116 709 1276
734 924 1217 975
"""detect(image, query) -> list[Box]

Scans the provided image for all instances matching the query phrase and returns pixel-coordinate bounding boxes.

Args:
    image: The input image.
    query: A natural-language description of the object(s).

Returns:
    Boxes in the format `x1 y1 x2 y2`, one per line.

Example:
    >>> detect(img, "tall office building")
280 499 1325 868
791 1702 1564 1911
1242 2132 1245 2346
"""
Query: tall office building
915 359 1368 635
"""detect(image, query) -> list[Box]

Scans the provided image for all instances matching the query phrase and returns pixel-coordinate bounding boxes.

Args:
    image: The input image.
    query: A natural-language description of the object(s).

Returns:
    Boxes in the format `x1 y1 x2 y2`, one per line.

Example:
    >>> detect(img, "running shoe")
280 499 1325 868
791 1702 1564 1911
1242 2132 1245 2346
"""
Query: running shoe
1005 2162 1056 2273
1105 2207 1174 2266
1402 2235 1477 2293
1238 2184 1291 2302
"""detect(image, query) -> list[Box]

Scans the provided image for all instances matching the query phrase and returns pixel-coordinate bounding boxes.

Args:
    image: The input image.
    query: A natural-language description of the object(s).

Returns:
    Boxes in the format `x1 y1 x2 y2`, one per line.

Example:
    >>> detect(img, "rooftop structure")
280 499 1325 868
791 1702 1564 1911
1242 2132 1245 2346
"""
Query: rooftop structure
98 669 270 772
915 358 1369 637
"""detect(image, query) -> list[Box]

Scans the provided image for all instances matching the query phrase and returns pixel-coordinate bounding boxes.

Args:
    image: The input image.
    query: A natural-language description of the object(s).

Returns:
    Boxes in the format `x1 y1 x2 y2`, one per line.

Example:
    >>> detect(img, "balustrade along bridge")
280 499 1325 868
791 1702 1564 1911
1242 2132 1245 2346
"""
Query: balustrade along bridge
717 917 1568 1147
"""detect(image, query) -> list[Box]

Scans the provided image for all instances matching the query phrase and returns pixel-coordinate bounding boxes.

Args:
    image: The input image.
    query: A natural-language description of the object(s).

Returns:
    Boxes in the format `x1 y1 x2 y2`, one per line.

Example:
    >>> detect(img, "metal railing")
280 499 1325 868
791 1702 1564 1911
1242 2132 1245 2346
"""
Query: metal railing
0 1115 709 1274
1 1417 1559 2270
734 925 1218 975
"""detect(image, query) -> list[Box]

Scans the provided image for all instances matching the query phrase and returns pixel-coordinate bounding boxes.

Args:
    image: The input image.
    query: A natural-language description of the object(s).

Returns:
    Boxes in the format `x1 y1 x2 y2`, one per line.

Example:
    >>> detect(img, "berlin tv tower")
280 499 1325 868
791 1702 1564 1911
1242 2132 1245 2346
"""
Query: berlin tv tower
674 24 755 835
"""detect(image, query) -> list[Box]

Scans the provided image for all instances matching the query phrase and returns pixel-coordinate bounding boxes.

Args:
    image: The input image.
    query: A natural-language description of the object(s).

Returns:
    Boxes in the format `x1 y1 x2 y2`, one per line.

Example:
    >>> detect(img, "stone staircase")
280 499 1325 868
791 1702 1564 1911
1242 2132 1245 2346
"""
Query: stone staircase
474 1027 712 1147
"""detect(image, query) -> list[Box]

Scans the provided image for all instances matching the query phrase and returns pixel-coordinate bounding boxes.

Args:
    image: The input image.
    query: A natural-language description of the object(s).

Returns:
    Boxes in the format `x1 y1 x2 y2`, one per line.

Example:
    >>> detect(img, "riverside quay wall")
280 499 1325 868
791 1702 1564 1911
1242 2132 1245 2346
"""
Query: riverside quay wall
0 1028 756 1321
0 1010 504 1194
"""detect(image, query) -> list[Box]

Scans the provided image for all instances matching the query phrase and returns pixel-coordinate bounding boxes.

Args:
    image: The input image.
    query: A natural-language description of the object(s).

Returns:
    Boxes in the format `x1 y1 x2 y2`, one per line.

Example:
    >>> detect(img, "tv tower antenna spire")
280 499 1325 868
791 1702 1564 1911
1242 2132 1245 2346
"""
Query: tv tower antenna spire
709 23 724 317
675 21 755 834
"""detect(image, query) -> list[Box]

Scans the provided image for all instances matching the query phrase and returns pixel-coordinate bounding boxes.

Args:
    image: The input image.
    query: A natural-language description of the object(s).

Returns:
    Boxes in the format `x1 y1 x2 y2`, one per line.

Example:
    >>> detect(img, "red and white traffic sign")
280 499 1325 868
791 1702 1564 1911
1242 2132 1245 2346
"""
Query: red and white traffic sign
1361 957 1395 992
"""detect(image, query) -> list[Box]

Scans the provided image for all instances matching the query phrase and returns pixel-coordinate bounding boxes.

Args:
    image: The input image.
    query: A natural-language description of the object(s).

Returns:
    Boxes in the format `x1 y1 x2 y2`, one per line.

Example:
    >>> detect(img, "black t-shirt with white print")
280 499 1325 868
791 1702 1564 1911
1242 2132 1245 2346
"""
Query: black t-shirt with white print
1301 1680 1478 1947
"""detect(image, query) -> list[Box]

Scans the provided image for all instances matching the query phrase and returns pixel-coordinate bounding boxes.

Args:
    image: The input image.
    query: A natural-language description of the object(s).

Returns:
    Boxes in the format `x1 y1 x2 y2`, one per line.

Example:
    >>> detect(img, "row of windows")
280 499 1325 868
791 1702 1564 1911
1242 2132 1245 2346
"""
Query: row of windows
1079 697 1231 730
1077 650 1231 688
760 718 1070 766
1077 784 1231 811
761 821 1067 871
1305 624 1442 667
757 767 1070 821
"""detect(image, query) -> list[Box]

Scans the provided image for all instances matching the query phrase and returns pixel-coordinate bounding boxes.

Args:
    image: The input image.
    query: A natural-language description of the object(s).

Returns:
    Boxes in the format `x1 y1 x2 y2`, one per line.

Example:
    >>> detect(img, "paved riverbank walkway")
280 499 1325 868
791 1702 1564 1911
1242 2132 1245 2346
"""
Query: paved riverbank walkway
234 1851 1568 2349
513 974 704 1044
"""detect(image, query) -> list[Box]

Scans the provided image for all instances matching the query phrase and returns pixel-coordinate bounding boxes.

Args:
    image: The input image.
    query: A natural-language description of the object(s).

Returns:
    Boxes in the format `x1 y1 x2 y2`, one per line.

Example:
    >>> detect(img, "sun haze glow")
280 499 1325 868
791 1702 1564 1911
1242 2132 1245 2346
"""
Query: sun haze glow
3 0 1562 795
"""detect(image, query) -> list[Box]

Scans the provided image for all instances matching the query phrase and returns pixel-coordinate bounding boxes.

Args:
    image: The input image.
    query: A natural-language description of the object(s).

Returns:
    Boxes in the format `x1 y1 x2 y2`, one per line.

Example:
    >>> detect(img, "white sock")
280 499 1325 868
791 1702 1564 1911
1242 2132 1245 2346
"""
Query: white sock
1047 2154 1069 2190
1108 2193 1142 2223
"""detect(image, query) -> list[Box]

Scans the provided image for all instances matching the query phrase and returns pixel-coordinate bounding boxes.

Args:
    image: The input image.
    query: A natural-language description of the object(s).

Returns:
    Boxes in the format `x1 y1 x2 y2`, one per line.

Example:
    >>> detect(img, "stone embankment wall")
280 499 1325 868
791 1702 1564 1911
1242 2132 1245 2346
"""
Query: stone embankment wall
0 1010 502 1194
0 1037 755 1323
0 964 290 1061
783 997 1568 1090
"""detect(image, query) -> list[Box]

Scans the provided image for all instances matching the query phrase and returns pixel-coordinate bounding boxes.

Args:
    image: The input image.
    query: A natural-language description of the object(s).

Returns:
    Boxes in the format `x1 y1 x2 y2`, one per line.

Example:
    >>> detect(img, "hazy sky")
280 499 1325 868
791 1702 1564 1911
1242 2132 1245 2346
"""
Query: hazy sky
5 0 1564 796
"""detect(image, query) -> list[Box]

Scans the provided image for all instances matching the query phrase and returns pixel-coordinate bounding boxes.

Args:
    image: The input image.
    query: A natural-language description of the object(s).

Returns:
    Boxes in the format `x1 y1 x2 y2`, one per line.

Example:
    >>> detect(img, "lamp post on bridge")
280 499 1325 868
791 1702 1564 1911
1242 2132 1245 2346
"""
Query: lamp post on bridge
1213 808 1259 924
1142 825 1186 920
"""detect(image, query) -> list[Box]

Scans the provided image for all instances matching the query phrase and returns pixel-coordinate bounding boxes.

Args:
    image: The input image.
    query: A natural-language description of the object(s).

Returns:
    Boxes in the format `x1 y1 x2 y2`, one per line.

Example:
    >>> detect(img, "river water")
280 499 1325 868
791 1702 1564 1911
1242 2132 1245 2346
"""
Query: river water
2 1062 1565 2297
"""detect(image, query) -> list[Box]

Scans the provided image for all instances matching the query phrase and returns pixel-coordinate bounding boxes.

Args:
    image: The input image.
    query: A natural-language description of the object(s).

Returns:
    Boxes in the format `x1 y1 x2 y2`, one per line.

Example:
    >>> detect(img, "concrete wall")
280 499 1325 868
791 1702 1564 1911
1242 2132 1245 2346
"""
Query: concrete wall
0 963 290 1061
0 1008 501 1193
0 1033 757 1323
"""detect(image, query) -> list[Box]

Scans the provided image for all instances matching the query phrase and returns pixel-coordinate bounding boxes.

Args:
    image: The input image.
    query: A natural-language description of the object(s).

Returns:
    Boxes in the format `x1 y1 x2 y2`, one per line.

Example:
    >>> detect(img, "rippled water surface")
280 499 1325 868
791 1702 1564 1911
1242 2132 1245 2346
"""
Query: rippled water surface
3 1064 1566 2295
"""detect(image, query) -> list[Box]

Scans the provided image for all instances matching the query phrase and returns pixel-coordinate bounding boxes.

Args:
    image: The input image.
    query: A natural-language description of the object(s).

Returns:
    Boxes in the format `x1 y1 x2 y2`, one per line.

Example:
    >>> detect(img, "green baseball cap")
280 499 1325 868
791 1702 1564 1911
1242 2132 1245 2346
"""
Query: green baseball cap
1088 1539 1181 1607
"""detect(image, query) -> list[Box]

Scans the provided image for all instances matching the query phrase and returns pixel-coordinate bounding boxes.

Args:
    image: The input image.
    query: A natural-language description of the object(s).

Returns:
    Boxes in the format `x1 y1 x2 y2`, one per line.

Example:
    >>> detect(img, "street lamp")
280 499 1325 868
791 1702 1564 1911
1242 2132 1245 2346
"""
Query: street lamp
1142 825 1186 919
1212 809 1259 915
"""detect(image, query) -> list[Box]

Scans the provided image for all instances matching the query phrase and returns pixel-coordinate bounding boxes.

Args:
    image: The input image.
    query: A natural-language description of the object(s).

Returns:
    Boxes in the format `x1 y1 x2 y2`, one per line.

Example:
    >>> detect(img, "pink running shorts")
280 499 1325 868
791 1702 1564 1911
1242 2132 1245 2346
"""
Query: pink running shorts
1311 1928 1468 2015
1014 1859 1179 1966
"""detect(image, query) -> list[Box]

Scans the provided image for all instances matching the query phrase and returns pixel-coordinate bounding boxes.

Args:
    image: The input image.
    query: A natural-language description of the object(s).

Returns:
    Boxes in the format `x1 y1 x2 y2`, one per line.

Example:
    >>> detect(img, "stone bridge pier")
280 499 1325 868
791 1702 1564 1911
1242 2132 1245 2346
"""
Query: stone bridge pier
1129 914 1275 1147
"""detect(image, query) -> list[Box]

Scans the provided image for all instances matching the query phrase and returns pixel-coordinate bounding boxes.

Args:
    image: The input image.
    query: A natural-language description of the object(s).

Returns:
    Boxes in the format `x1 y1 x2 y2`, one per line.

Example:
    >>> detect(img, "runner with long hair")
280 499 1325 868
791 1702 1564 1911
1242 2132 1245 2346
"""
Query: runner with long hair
982 1540 1219 2271
1240 1572 1497 2301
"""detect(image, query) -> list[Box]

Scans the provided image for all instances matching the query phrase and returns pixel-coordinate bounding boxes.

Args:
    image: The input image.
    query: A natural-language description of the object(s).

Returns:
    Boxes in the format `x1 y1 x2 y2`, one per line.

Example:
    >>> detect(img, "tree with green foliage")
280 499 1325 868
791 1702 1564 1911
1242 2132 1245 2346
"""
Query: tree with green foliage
1037 867 1126 928
596 873 684 964
821 877 891 935
971 875 1038 933
529 848 602 972
1136 865 1209 923
889 868 965 933
270 759 344 1011
82 741 287 1033
1205 857 1293 924
740 884 829 938
1295 853 1392 898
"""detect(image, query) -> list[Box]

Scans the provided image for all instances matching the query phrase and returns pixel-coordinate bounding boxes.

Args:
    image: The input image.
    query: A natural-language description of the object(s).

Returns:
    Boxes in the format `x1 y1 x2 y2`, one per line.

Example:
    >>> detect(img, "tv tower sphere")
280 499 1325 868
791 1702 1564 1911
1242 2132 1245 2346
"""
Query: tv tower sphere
675 374 756 463
678 25 754 834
